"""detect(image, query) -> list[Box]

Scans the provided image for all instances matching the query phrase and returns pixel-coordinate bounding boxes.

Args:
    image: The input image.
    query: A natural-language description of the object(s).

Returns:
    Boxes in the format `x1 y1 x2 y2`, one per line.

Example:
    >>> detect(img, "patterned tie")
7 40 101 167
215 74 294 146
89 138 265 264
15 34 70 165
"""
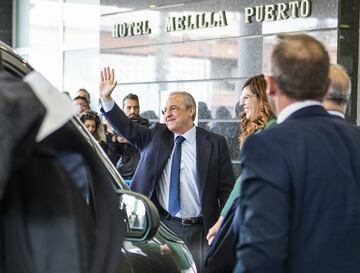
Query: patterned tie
168 135 185 217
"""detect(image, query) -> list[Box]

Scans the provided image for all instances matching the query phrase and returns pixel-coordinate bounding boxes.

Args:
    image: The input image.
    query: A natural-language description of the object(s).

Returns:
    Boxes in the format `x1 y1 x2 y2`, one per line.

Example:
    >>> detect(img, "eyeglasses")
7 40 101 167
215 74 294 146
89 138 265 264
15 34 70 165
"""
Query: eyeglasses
161 105 187 115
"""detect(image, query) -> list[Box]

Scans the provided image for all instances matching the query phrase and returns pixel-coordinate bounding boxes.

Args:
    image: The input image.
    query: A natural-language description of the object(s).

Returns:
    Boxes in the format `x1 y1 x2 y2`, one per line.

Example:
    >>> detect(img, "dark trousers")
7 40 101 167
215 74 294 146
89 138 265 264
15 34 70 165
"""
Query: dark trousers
160 214 208 273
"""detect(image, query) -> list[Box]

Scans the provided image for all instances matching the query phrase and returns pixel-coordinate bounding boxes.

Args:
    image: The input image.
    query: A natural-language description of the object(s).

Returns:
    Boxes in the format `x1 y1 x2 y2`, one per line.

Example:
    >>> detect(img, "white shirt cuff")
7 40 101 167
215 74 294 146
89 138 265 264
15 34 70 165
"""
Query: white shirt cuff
101 98 115 112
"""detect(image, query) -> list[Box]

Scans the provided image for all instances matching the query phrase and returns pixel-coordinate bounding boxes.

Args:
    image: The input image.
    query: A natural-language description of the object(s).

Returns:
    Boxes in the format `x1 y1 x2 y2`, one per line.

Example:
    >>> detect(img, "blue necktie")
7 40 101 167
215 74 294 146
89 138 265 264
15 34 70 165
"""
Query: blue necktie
168 135 185 217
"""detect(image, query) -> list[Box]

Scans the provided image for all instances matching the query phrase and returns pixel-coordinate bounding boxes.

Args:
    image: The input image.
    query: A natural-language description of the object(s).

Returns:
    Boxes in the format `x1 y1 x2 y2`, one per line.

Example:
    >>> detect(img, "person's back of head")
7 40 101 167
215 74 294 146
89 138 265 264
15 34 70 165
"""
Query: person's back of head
323 64 351 114
234 101 243 119
198 101 212 119
271 33 330 101
77 88 91 104
140 110 158 120
215 106 231 119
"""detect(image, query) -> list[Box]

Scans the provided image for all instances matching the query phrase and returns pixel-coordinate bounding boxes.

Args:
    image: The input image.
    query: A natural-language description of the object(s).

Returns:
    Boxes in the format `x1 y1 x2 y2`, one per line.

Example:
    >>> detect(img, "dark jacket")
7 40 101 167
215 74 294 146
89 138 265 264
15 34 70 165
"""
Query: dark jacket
234 105 360 273
106 115 149 179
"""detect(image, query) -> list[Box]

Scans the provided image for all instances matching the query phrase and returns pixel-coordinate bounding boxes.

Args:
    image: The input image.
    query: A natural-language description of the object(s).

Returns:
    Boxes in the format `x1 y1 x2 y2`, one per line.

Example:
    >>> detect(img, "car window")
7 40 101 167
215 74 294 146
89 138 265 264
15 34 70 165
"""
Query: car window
71 118 128 191
0 43 33 78
57 152 92 203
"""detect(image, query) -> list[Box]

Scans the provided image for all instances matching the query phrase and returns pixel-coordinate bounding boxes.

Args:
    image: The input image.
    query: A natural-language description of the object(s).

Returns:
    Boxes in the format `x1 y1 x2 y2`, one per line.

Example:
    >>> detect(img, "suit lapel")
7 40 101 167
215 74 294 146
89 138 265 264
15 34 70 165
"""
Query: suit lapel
196 127 211 200
154 130 174 183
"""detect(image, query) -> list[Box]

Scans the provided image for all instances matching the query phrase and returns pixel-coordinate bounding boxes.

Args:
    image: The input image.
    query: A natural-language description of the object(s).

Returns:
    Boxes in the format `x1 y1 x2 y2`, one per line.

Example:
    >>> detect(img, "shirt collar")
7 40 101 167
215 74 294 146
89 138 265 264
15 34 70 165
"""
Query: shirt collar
277 100 322 124
327 110 345 119
174 125 196 144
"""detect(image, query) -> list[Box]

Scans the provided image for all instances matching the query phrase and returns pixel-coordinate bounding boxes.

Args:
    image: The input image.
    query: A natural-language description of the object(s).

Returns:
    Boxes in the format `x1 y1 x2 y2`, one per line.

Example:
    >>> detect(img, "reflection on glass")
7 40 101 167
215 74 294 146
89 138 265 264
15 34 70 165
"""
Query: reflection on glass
16 0 61 47
64 0 100 47
64 48 100 106
120 194 146 233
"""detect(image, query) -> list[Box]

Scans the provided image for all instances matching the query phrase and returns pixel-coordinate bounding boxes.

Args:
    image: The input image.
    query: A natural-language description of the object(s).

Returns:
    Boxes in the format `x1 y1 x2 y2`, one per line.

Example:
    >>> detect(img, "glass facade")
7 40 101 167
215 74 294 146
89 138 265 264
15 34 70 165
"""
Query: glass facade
99 0 343 175
14 0 100 109
13 0 359 175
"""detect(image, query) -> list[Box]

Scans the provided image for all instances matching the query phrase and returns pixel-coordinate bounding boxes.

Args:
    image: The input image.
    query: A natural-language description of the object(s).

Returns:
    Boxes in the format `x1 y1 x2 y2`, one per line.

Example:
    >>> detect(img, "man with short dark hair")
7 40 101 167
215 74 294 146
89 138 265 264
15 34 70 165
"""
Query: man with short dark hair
99 67 234 273
233 34 360 273
106 93 149 183
323 64 351 119
122 93 140 117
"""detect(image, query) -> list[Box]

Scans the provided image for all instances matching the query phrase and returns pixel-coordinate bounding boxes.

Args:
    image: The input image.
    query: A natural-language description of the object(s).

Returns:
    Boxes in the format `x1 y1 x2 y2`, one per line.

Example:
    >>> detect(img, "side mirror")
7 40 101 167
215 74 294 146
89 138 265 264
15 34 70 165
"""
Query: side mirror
116 190 160 241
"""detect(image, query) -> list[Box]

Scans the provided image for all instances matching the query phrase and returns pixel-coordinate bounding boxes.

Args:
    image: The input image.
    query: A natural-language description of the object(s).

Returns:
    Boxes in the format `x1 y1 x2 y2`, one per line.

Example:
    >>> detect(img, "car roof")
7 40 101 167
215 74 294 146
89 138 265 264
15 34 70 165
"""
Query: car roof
0 41 33 77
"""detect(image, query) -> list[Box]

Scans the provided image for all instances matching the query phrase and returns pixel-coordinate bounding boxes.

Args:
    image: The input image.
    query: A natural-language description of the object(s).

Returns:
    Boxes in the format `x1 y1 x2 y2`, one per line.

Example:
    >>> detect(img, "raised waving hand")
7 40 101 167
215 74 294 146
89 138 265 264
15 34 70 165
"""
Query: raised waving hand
100 66 118 102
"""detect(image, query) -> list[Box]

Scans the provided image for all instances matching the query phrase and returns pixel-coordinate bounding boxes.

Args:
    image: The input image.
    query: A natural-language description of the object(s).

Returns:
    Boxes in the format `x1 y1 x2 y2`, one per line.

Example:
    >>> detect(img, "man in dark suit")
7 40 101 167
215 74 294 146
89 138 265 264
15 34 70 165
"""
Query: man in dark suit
233 34 360 273
323 63 351 119
99 67 235 273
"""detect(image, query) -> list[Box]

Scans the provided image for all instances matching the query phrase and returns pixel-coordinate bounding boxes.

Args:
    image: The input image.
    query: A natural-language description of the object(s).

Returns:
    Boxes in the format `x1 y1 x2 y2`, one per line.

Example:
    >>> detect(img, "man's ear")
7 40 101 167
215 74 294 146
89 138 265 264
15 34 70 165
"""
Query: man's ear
322 78 331 99
189 107 195 119
265 75 277 97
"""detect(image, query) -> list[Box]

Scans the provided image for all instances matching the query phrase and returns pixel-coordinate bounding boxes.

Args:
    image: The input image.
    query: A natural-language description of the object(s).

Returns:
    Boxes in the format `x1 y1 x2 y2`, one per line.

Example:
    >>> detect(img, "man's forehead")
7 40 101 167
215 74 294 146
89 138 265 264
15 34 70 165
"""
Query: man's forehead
166 94 184 105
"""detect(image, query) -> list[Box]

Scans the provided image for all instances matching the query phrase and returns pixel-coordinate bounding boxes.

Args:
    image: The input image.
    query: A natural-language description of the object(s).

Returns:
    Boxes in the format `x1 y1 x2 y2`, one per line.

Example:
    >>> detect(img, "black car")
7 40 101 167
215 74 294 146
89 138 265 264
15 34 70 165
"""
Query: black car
0 41 196 273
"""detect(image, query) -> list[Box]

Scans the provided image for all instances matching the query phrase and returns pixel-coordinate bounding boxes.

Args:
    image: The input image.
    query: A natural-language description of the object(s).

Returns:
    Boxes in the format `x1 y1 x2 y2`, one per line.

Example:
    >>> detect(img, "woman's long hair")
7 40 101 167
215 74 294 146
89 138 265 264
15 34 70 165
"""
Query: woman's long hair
80 111 106 143
239 74 273 143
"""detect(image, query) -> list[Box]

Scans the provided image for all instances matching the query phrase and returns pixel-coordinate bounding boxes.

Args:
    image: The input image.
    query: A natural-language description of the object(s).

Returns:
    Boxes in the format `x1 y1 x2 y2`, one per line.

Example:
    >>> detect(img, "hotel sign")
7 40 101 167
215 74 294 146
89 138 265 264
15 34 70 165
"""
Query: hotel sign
113 11 227 38
244 0 311 23
112 1 312 38
113 20 151 38
166 11 228 32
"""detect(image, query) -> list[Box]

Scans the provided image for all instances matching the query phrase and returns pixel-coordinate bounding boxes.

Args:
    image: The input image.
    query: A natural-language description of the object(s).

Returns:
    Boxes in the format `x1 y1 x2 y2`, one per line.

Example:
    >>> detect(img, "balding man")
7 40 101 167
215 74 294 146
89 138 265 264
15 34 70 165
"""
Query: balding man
323 64 351 119
233 34 360 273
99 67 234 273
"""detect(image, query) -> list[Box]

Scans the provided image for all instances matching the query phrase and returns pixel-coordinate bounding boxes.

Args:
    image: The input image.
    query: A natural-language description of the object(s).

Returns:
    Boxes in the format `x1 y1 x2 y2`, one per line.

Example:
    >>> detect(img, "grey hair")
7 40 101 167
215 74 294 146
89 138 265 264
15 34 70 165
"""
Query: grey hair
325 64 351 105
169 91 197 121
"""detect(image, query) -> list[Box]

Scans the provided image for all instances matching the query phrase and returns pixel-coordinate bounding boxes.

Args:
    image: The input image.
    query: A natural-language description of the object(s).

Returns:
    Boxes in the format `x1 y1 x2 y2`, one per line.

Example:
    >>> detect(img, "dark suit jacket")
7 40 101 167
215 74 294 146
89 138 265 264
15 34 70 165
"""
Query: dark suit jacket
234 105 360 273
102 103 235 232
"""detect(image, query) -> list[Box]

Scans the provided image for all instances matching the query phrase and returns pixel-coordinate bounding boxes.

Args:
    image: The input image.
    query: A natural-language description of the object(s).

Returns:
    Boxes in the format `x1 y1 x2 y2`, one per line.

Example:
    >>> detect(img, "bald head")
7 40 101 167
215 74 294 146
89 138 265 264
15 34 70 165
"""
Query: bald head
323 64 351 114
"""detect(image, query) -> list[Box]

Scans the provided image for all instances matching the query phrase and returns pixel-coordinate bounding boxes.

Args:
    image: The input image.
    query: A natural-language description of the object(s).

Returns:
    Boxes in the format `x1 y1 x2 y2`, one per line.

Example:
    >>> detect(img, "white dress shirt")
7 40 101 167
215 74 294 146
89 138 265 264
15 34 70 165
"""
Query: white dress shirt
101 98 115 112
327 110 345 119
157 126 201 218
277 100 322 124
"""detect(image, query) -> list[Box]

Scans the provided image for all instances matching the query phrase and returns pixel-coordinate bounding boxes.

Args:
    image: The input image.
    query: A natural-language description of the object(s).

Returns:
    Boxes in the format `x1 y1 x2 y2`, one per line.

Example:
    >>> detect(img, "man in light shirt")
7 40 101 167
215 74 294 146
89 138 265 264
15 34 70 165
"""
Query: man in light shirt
323 63 351 119
99 67 234 273
233 34 360 273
